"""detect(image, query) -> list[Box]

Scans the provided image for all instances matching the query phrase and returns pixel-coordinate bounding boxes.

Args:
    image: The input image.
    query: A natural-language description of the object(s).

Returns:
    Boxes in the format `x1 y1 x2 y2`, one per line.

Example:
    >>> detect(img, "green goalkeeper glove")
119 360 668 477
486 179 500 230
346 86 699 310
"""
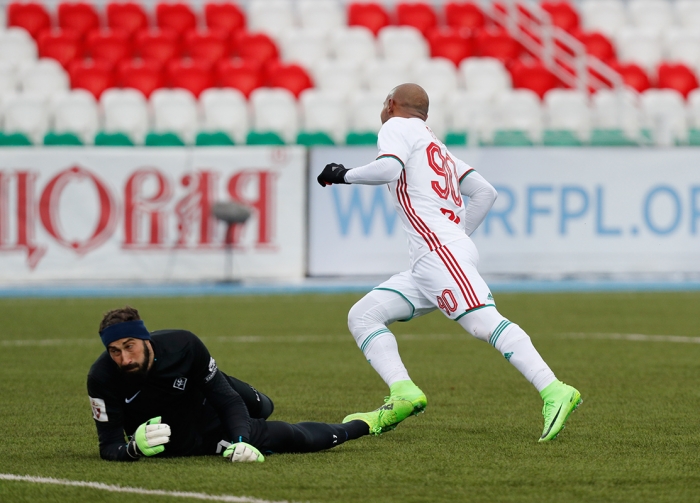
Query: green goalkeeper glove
129 416 171 457
223 442 265 463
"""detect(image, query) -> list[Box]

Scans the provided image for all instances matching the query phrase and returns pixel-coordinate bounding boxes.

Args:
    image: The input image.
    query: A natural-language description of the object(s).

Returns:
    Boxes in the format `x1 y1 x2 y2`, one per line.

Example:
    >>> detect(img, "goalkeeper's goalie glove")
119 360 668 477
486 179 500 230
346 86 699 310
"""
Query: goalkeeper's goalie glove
126 416 171 458
223 442 265 463
317 163 349 187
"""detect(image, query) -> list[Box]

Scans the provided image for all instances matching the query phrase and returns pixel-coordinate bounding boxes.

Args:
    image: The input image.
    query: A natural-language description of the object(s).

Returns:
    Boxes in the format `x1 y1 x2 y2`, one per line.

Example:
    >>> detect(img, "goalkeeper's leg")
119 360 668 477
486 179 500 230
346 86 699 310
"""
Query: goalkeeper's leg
251 419 369 454
225 374 274 419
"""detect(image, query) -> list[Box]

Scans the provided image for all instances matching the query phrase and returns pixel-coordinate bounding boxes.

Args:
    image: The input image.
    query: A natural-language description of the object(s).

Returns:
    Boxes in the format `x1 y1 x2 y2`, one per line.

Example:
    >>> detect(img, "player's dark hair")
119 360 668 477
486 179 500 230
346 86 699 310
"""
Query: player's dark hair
99 306 141 333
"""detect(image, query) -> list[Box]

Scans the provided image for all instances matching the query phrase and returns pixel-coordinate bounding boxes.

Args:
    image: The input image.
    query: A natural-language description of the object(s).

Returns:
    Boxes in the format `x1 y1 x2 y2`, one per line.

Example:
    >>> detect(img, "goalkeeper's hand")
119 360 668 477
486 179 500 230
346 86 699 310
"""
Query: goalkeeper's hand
223 442 265 463
127 416 171 458
317 163 349 187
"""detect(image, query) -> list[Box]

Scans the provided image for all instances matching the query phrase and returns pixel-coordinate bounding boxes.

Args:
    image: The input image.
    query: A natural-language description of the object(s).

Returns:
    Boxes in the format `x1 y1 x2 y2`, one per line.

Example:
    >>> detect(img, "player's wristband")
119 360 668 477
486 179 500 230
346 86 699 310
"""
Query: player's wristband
126 439 142 459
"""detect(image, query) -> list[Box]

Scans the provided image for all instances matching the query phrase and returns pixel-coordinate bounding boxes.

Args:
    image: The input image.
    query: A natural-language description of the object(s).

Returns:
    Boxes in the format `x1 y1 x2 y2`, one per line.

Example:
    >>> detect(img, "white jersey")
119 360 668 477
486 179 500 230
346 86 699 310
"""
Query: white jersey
377 117 474 266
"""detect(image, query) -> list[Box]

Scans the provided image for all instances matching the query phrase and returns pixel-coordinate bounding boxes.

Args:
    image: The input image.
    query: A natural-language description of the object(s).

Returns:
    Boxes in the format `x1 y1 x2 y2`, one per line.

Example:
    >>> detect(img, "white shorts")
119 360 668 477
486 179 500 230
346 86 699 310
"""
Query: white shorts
374 239 495 321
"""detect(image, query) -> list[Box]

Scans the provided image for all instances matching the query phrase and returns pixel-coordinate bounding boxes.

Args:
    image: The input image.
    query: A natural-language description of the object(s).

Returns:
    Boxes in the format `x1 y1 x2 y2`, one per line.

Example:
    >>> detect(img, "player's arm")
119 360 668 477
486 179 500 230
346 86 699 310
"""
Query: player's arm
316 157 403 186
457 160 498 236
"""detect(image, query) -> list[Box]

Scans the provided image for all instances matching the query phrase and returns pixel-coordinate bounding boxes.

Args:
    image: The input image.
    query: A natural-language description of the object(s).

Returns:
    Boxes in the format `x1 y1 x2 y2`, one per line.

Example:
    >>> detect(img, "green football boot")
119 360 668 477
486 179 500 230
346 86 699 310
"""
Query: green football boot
386 380 428 417
343 399 415 435
539 380 582 442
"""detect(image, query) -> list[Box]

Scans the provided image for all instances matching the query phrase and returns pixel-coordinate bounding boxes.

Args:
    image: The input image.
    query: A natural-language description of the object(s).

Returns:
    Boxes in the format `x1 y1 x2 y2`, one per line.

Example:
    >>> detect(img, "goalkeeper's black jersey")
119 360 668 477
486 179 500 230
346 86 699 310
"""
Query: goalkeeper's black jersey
87 330 250 461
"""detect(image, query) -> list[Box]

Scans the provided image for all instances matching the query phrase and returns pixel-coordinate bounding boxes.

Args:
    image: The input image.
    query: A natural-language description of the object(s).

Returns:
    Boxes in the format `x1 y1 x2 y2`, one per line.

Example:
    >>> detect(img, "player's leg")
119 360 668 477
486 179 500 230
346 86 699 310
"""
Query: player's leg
224 374 274 419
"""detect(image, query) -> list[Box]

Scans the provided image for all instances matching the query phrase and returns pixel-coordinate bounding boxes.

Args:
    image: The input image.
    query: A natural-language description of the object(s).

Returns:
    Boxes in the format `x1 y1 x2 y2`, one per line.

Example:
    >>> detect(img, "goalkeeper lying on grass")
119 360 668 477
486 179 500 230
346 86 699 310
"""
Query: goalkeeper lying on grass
88 306 413 463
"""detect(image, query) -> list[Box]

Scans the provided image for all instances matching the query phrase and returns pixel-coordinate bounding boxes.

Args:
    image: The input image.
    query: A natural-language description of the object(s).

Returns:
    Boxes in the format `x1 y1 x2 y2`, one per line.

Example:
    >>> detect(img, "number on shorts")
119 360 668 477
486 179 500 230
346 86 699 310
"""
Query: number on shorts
426 142 462 206
436 289 458 314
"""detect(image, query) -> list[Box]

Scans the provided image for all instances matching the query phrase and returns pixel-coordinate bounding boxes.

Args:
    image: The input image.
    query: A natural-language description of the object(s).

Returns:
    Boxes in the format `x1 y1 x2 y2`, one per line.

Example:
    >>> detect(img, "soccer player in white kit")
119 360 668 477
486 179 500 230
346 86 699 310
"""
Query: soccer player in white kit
317 84 582 442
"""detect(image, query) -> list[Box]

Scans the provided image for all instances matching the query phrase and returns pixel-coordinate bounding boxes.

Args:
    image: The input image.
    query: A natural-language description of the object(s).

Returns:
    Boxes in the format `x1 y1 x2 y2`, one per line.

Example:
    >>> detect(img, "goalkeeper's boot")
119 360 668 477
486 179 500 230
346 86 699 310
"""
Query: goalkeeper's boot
342 399 414 436
386 380 428 418
539 380 582 442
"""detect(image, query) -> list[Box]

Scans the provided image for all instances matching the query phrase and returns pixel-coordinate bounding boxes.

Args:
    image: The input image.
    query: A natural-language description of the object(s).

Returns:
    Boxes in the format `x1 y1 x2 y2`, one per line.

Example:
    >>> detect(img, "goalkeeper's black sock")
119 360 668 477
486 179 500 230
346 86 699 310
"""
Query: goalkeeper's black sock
342 420 370 439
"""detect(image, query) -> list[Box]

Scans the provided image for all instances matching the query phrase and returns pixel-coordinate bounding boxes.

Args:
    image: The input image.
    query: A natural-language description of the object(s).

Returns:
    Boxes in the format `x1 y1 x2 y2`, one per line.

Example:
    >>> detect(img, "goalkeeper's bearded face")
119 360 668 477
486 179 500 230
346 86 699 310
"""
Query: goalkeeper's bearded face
108 338 152 381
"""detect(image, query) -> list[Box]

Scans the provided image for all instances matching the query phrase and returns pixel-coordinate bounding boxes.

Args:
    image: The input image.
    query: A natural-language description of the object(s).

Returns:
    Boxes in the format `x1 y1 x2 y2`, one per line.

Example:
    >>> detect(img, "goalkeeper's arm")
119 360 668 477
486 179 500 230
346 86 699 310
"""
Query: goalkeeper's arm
458 163 498 236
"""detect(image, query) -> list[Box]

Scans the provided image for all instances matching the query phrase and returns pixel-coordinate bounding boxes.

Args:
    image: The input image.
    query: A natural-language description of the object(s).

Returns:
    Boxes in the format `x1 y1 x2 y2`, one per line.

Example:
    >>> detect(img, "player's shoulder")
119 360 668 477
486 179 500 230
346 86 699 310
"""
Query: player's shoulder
151 329 203 352
88 351 118 385
381 116 425 134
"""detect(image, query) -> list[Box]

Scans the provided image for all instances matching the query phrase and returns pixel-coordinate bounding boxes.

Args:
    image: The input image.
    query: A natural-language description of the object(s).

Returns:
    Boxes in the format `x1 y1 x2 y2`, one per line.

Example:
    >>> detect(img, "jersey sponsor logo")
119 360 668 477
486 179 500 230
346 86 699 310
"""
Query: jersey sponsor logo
89 396 108 422
125 390 141 403
204 357 218 383
173 377 187 390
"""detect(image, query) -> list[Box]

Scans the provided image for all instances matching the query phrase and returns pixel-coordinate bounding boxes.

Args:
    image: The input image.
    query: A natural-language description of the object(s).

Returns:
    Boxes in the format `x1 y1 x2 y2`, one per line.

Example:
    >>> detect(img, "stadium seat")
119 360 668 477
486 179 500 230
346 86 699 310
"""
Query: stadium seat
447 90 495 145
37 29 82 69
7 2 51 39
116 58 164 98
686 88 700 140
0 28 38 69
657 63 699 98
68 59 115 99
249 87 299 143
266 62 313 98
107 2 149 40
58 3 100 40
216 59 263 98
541 1 580 33
205 2 246 34
199 88 249 144
363 59 412 94
510 60 559 99
150 88 199 144
492 90 543 145
2 93 50 144
412 58 459 104
183 30 228 64
663 29 700 70
85 29 131 65
640 89 687 145
427 27 475 67
52 89 99 144
247 0 296 39
279 30 330 69
591 88 641 144
101 88 149 144
234 32 279 65
675 0 700 29
425 98 447 140
615 27 663 73
19 58 70 97
347 2 390 36
166 59 214 98
311 59 362 99
134 29 180 65
298 0 345 36
543 89 591 143
0 62 19 93
347 91 385 142
396 2 438 36
580 0 627 38
156 2 196 39
299 89 347 144
445 1 485 30
609 62 651 93
576 31 616 63
474 28 522 63
377 26 429 64
330 26 377 65
627 0 673 31
459 57 512 98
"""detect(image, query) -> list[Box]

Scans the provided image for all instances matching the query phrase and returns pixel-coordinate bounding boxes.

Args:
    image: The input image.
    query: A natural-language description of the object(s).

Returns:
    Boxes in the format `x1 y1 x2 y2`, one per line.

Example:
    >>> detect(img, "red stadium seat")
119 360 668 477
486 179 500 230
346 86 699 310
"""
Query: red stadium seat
156 2 196 39
85 29 131 65
117 58 165 97
609 62 651 93
37 29 82 68
347 2 391 36
58 2 100 39
166 59 214 97
510 60 559 98
216 59 263 97
396 2 437 36
657 63 699 98
183 30 228 64
426 27 474 66
107 2 149 40
576 31 616 62
69 59 116 98
234 32 279 65
8 2 51 39
474 28 522 63
445 1 485 30
540 1 579 33
134 29 180 65
266 62 313 97
205 2 246 34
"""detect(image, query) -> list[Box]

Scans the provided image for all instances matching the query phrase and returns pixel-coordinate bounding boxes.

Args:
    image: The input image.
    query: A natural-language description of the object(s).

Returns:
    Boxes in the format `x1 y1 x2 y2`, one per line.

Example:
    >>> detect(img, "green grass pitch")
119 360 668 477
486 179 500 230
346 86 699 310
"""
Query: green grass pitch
1 292 699 503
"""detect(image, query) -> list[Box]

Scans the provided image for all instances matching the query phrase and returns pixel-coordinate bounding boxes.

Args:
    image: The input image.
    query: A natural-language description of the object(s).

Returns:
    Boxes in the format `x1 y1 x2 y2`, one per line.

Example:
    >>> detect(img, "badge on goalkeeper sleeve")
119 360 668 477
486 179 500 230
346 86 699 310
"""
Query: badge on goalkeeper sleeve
127 416 171 458
223 442 265 463
317 163 349 187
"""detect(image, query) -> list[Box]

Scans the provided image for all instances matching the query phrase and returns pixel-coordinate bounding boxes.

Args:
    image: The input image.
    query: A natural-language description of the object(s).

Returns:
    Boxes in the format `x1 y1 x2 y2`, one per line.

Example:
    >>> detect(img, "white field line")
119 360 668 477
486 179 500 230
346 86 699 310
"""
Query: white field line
0 474 290 503
562 332 700 344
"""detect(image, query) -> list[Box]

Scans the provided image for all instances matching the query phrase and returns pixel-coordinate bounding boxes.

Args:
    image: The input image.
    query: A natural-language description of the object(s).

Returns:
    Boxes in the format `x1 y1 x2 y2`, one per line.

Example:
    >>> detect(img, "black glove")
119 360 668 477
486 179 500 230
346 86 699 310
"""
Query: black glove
317 163 349 187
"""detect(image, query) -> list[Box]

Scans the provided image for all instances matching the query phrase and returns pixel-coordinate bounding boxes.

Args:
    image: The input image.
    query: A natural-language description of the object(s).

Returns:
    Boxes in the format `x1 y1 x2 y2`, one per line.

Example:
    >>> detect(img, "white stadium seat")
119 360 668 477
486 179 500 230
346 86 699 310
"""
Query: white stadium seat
280 30 330 69
311 59 363 99
247 0 296 41
3 93 50 144
199 88 249 144
249 87 298 143
591 89 641 138
663 28 700 69
52 90 99 144
447 91 495 144
580 0 627 38
640 89 687 145
425 98 447 140
298 0 345 36
493 90 543 143
299 89 348 143
412 58 459 106
628 0 674 31
544 89 592 141
0 28 38 69
101 88 150 145
348 91 385 133
0 61 19 93
377 26 429 65
686 88 700 129
331 26 377 64
459 57 512 98
363 59 412 94
615 27 663 72
19 58 70 98
675 0 700 29
150 89 199 144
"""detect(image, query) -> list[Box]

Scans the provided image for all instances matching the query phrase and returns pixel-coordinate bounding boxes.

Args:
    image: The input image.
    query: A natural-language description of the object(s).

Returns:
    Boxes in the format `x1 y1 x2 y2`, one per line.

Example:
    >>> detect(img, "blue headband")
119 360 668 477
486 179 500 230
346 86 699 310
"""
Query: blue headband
100 320 151 348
